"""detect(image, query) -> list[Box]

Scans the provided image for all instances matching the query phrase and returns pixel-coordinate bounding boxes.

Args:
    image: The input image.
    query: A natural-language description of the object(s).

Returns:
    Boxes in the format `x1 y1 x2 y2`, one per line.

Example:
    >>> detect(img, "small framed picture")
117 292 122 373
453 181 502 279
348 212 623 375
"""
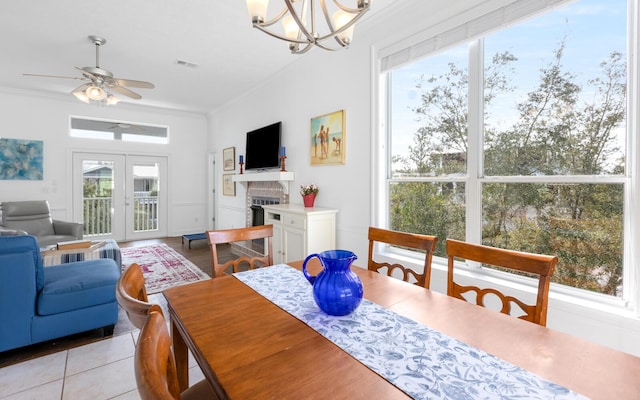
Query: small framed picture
222 174 236 196
310 109 345 165
223 147 235 171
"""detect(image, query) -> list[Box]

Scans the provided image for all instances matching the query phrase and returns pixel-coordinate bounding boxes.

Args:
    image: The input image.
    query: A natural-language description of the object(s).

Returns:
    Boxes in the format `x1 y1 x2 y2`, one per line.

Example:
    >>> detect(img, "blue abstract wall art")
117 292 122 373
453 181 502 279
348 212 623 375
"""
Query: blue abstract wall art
0 138 44 180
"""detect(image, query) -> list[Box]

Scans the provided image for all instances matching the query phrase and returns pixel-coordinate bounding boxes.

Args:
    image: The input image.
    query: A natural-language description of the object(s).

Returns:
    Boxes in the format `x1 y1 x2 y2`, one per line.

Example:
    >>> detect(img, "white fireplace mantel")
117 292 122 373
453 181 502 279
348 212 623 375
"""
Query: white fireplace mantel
232 171 295 194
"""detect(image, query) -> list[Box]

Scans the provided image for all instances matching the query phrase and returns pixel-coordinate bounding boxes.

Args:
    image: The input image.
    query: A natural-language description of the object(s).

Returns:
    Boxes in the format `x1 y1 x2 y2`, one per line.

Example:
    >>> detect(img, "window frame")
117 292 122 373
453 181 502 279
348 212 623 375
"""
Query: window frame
373 0 640 316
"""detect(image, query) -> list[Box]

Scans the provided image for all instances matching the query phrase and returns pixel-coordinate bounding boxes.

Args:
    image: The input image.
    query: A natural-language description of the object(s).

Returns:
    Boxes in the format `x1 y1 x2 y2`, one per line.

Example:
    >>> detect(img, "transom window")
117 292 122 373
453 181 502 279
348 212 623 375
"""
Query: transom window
70 117 169 144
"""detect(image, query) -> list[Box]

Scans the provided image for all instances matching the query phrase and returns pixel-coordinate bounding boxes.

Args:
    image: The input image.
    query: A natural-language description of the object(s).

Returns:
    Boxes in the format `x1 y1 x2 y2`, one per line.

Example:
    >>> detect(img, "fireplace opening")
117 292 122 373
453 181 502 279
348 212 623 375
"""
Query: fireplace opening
231 196 281 260
234 183 285 261
250 205 264 227
250 196 280 227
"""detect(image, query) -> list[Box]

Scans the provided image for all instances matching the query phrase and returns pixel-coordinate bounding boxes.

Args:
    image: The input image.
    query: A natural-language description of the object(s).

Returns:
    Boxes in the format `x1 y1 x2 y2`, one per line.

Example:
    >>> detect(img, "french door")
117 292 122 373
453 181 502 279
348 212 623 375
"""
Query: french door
72 152 168 241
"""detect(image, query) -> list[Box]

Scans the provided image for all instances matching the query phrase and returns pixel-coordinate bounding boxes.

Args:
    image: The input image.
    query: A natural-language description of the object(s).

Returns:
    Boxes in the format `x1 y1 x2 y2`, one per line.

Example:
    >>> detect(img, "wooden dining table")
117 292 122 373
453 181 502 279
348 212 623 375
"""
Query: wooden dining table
163 260 640 399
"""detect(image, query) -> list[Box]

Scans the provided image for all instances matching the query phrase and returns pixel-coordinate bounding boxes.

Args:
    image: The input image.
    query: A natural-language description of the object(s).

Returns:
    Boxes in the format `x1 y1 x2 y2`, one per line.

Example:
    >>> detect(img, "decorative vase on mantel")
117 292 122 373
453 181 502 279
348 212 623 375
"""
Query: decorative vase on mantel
302 193 316 208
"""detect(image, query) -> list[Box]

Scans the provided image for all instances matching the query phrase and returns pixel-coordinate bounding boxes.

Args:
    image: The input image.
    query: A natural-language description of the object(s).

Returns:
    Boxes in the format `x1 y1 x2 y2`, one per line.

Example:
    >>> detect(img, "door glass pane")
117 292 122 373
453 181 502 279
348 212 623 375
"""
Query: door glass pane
82 160 113 236
133 163 159 232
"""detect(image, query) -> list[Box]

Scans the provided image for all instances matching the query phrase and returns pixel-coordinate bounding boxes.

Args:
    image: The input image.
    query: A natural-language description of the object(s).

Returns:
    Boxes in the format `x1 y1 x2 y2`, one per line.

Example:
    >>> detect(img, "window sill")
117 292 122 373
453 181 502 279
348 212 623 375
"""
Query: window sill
376 247 637 320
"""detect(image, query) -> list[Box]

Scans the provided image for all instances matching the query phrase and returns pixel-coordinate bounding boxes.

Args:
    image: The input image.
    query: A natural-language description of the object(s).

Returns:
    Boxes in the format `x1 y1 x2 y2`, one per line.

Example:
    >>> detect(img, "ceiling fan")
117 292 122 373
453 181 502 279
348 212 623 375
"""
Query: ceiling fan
23 35 155 105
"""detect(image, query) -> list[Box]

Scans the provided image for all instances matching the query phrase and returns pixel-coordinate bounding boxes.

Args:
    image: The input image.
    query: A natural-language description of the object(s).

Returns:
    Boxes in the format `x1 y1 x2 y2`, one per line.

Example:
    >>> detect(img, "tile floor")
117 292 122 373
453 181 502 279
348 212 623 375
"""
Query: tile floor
0 294 206 400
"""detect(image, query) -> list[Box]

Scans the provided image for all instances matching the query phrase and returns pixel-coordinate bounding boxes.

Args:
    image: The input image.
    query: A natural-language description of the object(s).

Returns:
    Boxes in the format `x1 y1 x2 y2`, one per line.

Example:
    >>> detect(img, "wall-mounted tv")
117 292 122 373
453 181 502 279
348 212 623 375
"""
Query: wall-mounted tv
245 121 281 171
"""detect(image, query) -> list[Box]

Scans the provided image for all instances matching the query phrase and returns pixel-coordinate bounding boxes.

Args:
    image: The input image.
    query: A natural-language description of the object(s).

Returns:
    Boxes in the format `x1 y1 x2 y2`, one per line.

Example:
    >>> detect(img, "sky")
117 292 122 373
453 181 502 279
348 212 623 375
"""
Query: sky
390 0 627 172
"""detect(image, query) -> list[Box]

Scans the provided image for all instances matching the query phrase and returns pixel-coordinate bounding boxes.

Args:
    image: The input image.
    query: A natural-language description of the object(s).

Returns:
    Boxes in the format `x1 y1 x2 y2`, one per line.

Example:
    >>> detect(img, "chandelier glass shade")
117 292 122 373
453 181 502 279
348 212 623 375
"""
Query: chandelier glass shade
246 0 371 54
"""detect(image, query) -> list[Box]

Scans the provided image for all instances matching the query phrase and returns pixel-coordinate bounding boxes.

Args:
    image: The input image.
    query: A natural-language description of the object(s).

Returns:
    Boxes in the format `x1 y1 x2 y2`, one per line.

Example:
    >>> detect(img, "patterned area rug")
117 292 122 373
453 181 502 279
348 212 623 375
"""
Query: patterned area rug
121 244 210 294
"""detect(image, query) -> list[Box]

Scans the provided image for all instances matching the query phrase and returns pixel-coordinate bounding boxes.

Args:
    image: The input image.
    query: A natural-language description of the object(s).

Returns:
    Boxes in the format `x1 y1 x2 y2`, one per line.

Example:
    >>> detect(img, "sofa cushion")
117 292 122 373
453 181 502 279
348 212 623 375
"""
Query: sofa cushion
37 259 119 316
0 251 37 352
1 201 56 236
0 235 45 292
3 215 55 236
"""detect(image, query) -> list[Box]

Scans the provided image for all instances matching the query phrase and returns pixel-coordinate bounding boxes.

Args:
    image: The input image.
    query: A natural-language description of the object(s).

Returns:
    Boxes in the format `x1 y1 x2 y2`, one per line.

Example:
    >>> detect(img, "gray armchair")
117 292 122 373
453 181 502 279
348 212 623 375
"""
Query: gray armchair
0 201 83 247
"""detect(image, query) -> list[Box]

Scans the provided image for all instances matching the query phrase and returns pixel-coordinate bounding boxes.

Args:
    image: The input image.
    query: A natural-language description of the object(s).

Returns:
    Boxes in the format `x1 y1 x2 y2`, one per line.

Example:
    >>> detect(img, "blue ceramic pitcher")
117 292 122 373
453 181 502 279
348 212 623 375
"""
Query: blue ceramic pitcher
302 250 363 316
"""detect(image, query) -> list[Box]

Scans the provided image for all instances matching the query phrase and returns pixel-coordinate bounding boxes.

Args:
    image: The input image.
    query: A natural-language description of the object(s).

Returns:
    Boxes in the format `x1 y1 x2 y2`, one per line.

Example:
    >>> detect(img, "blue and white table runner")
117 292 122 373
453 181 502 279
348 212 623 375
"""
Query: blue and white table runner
234 264 587 400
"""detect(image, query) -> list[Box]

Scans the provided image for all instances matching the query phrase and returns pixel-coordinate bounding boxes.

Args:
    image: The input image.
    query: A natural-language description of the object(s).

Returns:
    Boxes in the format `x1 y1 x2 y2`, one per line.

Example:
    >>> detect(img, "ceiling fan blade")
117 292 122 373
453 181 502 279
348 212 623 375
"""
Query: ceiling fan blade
114 78 155 89
109 85 142 100
23 73 87 81
25 36 152 104
71 83 91 92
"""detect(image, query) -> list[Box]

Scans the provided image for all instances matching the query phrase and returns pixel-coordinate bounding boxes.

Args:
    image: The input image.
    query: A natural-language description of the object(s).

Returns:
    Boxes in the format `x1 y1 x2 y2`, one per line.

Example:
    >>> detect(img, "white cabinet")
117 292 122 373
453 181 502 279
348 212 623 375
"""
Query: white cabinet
262 204 338 264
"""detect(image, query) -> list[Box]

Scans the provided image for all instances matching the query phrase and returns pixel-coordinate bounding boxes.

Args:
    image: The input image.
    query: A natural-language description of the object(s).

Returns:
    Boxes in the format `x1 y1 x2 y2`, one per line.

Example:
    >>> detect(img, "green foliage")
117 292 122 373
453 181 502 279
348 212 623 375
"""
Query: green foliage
390 182 465 257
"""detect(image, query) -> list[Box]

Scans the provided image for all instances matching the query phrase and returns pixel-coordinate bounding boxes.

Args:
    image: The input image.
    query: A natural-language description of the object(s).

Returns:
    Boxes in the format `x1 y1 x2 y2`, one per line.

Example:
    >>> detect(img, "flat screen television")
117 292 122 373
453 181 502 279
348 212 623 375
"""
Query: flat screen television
245 122 281 170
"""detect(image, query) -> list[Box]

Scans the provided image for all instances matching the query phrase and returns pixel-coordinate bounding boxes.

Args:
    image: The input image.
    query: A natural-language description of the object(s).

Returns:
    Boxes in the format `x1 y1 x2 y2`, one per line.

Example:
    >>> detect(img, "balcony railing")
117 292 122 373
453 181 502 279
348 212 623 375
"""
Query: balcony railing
83 196 158 236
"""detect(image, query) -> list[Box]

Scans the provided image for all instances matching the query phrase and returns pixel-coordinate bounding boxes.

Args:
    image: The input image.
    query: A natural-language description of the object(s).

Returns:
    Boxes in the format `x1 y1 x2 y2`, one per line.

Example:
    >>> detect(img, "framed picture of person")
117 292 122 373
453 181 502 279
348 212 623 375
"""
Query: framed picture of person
223 147 235 171
222 174 235 196
310 109 345 165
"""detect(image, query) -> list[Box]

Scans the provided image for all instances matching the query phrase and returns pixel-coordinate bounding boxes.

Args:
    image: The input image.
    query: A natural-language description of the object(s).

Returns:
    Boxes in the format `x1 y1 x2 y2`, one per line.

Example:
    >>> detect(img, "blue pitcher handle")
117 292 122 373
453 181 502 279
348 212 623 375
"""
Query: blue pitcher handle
302 253 321 284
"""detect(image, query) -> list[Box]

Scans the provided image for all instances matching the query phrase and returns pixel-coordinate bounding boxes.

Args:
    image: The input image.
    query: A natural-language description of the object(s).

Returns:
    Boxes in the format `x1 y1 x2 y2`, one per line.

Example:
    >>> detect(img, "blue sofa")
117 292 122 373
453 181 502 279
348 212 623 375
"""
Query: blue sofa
0 235 120 352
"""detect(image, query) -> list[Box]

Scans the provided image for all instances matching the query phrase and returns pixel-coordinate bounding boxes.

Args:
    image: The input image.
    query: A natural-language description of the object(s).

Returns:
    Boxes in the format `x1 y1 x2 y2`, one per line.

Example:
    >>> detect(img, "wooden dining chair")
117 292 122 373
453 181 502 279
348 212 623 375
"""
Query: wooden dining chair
135 305 220 400
206 224 274 278
116 263 152 330
446 239 558 326
367 227 438 288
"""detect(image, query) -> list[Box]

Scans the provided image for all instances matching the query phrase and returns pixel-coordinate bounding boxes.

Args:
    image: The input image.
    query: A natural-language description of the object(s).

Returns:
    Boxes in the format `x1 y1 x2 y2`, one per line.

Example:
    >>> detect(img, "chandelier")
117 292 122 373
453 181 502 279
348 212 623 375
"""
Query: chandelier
245 0 371 54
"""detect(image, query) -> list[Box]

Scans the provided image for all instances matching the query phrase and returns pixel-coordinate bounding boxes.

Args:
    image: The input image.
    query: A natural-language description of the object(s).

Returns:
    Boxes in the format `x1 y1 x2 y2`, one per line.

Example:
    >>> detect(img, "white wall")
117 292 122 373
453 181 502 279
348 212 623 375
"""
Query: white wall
0 88 209 237
210 42 373 258
209 0 640 356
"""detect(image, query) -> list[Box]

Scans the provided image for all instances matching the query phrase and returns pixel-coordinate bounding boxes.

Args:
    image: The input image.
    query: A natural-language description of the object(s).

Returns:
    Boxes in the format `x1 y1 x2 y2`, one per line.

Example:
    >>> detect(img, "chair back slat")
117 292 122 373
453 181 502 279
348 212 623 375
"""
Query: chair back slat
207 225 274 278
135 307 181 400
446 239 557 326
135 305 221 399
116 263 152 329
367 227 438 288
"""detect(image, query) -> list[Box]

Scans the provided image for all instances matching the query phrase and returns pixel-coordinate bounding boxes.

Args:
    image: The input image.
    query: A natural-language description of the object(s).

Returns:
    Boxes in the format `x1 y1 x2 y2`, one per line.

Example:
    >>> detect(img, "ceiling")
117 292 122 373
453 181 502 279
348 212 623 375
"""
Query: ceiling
0 0 397 114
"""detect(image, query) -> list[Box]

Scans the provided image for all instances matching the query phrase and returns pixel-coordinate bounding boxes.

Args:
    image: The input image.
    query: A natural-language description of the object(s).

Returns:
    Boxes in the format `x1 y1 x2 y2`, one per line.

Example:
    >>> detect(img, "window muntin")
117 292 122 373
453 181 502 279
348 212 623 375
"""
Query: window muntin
385 0 628 297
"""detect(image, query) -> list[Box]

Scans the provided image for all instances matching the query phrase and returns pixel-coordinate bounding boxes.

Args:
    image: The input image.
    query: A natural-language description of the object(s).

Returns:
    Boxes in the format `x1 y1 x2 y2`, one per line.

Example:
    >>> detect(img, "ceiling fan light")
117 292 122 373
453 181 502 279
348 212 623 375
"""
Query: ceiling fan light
106 94 120 105
86 85 106 101
72 89 90 104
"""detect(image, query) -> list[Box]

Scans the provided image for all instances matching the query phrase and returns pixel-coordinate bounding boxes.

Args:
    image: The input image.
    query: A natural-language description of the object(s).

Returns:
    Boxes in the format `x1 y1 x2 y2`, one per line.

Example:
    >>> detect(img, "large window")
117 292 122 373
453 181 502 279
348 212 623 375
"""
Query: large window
384 0 630 298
